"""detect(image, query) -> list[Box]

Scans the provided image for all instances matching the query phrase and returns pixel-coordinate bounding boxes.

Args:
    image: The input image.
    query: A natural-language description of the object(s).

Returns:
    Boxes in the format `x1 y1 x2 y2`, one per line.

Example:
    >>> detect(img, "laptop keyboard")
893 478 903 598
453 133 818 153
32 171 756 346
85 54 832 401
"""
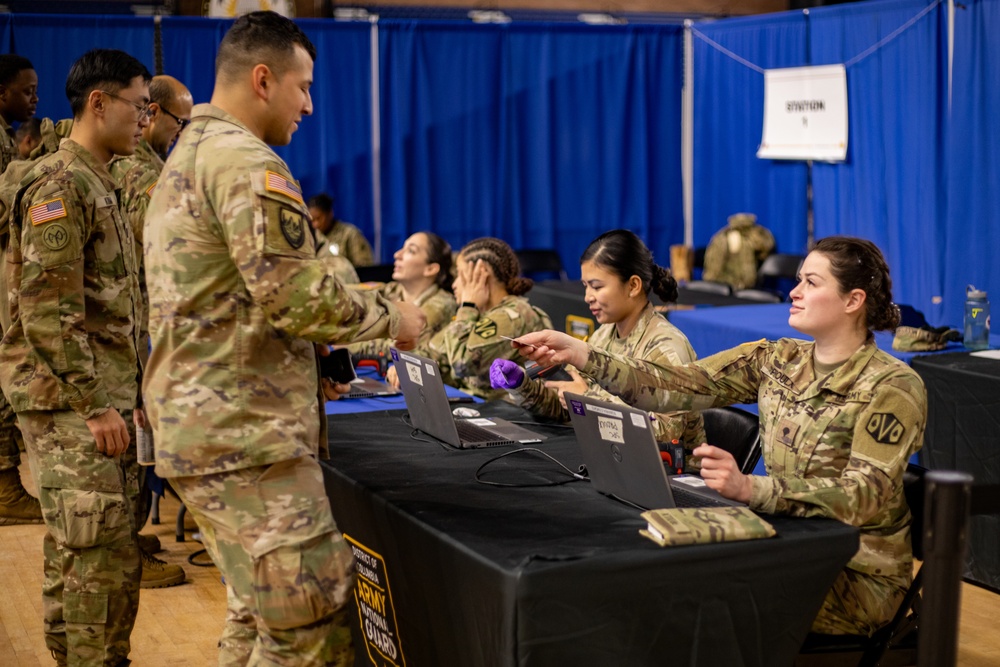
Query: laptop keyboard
670 484 734 509
455 420 516 447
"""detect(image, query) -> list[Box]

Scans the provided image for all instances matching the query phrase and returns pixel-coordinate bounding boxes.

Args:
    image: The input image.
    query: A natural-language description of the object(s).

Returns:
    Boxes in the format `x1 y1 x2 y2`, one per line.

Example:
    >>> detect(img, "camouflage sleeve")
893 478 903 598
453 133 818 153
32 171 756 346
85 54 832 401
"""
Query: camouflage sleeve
437 304 532 389
216 162 399 345
510 374 571 420
17 180 110 418
581 340 768 412
750 372 927 525
345 224 374 267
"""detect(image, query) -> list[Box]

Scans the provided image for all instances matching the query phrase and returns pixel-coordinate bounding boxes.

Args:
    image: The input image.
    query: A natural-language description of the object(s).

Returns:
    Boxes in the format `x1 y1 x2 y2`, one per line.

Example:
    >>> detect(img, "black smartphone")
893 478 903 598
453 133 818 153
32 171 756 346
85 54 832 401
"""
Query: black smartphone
319 347 357 384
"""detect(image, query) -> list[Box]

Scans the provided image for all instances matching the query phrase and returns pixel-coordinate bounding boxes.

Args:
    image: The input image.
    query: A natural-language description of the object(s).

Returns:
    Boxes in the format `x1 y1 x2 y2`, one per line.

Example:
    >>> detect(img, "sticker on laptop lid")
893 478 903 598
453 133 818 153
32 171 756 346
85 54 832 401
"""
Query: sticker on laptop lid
598 416 624 444
466 418 496 427
569 399 586 416
425 363 436 376
630 413 648 429
405 362 423 387
398 352 421 365
587 403 623 419
390 349 399 362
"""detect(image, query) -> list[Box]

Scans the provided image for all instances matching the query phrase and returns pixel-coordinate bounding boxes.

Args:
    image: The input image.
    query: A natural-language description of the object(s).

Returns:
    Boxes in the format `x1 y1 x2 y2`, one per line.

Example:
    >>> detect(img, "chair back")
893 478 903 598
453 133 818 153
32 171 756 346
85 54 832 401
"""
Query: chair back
734 288 785 303
683 280 733 296
516 249 569 281
756 253 806 297
355 263 395 283
701 406 761 474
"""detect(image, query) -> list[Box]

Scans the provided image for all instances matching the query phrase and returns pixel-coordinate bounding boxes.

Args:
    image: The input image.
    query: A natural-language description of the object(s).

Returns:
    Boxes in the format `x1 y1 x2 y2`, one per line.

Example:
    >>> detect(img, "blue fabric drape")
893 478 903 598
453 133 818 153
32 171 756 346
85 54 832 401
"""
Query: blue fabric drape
942 0 1000 327
379 21 684 272
272 21 374 244
0 15 12 52
809 0 949 324
159 16 230 107
692 14 809 254
10 14 156 121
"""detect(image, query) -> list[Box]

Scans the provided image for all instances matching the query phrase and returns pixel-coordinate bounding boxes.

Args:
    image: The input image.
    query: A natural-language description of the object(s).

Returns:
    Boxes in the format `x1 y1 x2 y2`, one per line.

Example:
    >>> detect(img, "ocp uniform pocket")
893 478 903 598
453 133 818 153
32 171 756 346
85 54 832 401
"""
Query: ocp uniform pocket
44 489 130 549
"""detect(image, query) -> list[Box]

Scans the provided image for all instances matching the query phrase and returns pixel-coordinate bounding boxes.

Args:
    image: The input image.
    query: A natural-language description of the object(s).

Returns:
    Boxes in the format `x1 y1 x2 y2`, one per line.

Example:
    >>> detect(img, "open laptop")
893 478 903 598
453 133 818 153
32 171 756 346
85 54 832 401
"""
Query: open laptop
564 392 743 510
390 348 547 448
341 373 400 399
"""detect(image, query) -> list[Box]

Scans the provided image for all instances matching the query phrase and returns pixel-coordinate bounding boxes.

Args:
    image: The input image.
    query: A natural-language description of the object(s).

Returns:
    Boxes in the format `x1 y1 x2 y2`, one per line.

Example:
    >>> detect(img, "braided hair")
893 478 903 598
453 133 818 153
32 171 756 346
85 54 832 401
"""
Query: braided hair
459 237 533 296
813 236 900 332
580 229 678 303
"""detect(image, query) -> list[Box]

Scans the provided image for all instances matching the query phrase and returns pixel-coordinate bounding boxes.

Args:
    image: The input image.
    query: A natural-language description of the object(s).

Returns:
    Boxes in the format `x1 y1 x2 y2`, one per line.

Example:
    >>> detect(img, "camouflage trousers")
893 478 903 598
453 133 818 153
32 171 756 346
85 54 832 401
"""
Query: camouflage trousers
172 455 355 667
811 567 910 636
18 409 141 667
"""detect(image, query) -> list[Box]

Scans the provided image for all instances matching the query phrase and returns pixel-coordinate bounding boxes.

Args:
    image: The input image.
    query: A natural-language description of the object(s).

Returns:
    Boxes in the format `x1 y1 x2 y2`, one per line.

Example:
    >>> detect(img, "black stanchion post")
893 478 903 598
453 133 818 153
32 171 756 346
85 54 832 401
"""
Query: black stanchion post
918 470 973 667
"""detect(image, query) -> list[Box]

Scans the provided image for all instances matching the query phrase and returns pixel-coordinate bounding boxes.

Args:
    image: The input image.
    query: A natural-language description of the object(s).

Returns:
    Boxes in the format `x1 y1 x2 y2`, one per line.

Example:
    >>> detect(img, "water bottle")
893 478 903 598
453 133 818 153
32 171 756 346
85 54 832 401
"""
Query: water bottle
136 425 155 466
964 285 990 351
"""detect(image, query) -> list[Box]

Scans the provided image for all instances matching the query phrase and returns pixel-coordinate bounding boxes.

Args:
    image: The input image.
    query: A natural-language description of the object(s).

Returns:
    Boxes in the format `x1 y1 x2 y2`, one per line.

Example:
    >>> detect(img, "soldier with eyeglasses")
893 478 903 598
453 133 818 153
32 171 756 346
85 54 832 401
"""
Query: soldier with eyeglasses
0 48 151 666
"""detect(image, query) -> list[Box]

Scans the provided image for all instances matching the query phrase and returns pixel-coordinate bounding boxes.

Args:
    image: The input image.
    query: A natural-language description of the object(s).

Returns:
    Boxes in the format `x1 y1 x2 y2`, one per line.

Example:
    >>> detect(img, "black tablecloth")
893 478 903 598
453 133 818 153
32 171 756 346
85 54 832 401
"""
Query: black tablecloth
322 402 859 667
912 352 1000 590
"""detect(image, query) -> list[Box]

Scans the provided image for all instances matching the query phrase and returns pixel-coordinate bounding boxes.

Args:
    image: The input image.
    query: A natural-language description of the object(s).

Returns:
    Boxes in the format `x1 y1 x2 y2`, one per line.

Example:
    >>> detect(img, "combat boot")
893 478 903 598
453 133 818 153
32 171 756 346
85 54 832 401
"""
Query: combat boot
140 548 186 589
0 467 43 525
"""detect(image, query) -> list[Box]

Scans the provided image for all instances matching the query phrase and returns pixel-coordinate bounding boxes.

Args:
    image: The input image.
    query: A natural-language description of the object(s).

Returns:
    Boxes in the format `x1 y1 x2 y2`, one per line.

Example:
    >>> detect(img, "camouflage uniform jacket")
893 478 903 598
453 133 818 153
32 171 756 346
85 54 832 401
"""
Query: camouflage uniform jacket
319 220 374 267
582 337 926 578
0 139 141 418
426 295 551 400
511 303 706 445
0 115 17 175
109 137 163 366
348 281 456 357
143 103 402 478
702 213 775 290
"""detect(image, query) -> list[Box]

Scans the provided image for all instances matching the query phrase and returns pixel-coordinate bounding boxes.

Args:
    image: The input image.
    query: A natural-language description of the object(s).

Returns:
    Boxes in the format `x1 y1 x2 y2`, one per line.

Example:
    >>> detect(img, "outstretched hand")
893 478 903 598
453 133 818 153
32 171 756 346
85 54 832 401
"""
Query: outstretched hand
506 330 589 369
490 359 525 389
543 367 588 409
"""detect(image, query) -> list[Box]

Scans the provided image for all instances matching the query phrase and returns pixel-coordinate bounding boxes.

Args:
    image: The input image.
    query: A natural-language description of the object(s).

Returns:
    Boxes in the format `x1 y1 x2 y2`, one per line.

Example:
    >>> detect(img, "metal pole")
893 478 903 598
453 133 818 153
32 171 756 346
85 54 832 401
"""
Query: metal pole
918 470 973 667
681 21 694 249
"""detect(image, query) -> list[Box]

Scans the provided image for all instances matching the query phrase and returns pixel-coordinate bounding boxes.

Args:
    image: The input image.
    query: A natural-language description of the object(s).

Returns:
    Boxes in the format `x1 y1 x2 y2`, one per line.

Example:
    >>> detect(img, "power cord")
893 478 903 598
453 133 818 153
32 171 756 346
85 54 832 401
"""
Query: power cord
400 413 452 450
475 447 589 488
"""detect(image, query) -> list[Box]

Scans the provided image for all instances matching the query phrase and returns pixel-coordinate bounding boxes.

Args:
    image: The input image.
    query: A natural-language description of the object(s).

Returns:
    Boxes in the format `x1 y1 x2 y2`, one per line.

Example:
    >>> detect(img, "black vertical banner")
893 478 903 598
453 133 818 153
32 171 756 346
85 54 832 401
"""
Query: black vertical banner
344 534 407 667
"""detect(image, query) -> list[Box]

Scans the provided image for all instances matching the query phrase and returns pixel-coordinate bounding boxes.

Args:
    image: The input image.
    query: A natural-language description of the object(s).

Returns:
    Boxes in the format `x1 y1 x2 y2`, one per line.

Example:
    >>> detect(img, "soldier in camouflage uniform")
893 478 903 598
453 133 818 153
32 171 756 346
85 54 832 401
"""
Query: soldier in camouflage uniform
142 13 424 666
389 237 551 400
0 54 42 525
108 74 193 590
0 49 151 666
348 231 457 358
514 236 926 638
702 212 775 290
492 230 705 448
308 191 374 267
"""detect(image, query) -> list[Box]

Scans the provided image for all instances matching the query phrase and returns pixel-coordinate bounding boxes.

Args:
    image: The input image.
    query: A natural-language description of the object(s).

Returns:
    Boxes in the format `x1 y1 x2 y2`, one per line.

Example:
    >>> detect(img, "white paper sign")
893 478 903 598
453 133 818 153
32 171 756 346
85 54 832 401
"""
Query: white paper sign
598 416 624 444
405 362 423 387
758 64 848 161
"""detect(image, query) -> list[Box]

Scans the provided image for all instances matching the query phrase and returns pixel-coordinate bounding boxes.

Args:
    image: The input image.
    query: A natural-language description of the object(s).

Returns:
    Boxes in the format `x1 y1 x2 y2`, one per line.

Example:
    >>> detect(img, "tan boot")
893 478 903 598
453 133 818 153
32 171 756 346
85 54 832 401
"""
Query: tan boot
137 533 162 554
0 467 42 525
140 548 186 589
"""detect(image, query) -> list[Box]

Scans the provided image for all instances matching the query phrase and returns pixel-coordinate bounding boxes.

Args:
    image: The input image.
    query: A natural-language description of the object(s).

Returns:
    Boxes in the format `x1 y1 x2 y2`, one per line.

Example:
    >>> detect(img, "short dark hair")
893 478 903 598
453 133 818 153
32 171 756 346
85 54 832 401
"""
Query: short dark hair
580 229 678 303
148 76 175 108
0 54 34 87
14 116 41 142
216 11 316 84
308 193 334 215
65 49 152 118
813 236 900 332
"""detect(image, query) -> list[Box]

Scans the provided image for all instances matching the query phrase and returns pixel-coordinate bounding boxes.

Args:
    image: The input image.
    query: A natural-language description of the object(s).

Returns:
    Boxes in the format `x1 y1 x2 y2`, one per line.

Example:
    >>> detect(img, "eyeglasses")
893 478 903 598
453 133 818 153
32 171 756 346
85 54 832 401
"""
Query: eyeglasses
158 105 190 130
100 90 153 120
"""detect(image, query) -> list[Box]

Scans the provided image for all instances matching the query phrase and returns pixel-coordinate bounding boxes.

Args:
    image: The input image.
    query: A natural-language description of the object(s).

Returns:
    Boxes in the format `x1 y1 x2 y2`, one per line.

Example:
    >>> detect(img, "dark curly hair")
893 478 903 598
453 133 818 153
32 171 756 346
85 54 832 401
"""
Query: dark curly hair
580 229 678 303
422 231 454 292
813 236 900 332
460 237 532 296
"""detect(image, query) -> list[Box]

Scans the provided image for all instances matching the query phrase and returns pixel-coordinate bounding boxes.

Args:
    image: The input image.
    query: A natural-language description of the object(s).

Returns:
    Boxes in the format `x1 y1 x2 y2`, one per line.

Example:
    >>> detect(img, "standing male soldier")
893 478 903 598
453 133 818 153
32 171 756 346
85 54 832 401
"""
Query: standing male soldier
143 12 425 666
0 49 149 665
0 53 42 525
109 74 193 589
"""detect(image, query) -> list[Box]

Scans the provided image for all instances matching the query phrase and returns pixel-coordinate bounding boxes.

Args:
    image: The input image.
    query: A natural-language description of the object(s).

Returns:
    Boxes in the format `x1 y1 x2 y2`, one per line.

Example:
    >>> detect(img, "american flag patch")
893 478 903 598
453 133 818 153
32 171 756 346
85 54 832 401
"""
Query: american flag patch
28 198 68 226
264 171 303 204
146 181 157 197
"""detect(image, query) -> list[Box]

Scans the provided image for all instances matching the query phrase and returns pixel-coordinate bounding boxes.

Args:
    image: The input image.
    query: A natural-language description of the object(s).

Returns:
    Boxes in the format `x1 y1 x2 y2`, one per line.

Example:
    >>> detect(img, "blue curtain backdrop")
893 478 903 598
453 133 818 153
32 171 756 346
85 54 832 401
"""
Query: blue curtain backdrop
272 20 374 243
0 15 12 52
692 13 809 254
10 14 156 121
378 20 684 271
159 16 230 106
809 0 949 324
942 0 1000 327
